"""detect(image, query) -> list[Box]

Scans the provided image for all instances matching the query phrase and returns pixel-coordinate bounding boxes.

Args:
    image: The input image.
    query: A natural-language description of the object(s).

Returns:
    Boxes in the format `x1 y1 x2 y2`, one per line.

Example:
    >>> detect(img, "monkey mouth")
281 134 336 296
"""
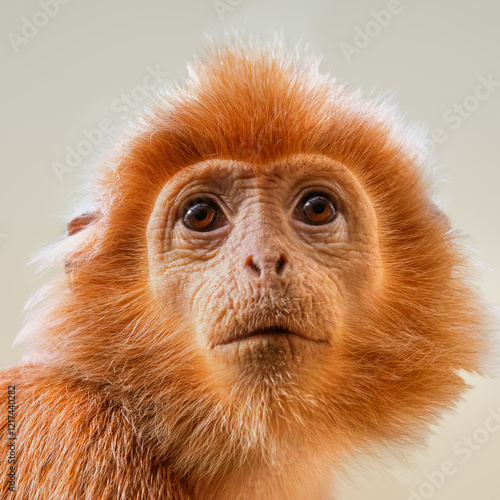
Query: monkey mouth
216 325 319 347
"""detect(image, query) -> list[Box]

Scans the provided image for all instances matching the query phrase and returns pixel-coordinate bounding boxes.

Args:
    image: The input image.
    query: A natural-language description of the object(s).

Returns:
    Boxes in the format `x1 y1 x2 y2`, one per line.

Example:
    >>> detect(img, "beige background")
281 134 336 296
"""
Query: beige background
1 0 499 498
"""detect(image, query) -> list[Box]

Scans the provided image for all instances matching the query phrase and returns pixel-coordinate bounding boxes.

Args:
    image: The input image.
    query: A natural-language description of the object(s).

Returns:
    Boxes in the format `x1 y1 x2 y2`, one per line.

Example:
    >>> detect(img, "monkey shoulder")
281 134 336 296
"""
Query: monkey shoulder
0 364 190 500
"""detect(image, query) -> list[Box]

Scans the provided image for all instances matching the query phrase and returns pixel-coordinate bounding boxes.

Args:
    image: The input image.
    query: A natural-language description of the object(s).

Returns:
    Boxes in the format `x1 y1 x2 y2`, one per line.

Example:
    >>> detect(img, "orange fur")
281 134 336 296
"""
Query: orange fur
1 38 496 499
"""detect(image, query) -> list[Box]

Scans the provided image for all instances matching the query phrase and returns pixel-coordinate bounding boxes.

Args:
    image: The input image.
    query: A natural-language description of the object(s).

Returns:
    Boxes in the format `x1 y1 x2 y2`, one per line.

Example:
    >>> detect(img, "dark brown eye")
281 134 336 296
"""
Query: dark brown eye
182 198 224 232
297 192 337 225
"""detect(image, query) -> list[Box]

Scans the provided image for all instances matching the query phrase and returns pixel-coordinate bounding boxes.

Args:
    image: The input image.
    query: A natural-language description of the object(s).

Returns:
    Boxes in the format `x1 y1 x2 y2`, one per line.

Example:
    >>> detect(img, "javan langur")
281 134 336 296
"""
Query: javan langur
1 39 496 499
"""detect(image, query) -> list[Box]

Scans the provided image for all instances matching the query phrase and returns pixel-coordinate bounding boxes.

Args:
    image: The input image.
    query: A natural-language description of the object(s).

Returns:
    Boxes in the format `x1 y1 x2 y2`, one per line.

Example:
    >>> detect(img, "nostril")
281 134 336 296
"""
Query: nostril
244 253 288 278
275 255 287 276
244 255 261 276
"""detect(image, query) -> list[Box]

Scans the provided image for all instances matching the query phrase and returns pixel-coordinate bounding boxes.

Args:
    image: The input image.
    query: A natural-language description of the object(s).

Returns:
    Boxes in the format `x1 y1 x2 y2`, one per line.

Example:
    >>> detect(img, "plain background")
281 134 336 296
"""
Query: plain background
1 0 499 498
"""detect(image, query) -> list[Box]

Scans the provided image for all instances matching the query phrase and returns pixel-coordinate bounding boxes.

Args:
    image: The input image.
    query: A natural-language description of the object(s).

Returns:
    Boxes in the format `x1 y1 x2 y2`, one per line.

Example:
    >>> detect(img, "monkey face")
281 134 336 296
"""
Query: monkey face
147 153 382 388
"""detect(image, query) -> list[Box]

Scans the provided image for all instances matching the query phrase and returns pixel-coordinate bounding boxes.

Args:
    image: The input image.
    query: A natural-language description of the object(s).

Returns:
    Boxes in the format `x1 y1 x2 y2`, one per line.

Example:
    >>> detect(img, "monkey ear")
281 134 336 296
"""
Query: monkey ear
429 203 452 231
67 212 98 236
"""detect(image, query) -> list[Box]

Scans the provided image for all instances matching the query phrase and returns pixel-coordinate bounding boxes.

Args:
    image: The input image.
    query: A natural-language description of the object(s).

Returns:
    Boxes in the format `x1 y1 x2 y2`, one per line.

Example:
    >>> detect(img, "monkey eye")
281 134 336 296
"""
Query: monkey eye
294 192 338 225
182 198 225 232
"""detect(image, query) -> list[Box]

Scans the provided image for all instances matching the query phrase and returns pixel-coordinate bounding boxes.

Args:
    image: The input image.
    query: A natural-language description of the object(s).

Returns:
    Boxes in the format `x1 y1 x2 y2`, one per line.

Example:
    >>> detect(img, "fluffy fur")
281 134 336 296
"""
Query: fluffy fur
1 38 496 499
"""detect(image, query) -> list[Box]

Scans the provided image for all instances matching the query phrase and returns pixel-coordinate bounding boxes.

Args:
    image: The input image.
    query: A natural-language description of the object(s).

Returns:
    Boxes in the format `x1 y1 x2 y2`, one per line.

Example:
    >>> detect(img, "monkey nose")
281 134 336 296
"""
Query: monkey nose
243 253 289 278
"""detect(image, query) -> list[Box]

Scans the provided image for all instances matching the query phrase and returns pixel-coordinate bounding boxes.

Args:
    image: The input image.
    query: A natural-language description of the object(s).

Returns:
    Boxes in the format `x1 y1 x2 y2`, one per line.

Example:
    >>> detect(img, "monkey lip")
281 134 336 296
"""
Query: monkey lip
215 325 319 347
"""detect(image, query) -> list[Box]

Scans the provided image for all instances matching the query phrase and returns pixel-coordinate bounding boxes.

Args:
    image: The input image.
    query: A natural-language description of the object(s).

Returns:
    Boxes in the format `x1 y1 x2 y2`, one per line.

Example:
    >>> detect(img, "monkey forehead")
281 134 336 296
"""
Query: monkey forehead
149 153 370 203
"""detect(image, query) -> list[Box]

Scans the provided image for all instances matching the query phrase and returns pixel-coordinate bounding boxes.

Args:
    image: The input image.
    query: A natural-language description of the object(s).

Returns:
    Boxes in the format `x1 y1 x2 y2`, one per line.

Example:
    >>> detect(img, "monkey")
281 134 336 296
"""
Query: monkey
0 38 497 499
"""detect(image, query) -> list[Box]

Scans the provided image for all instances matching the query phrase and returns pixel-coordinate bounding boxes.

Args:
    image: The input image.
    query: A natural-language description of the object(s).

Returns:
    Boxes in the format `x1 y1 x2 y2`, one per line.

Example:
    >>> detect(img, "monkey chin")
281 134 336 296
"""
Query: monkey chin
210 328 329 388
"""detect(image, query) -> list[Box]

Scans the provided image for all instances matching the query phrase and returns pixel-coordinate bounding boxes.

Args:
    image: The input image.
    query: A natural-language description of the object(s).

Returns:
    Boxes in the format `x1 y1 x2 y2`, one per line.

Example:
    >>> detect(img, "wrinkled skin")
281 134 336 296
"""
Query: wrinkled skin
148 154 381 389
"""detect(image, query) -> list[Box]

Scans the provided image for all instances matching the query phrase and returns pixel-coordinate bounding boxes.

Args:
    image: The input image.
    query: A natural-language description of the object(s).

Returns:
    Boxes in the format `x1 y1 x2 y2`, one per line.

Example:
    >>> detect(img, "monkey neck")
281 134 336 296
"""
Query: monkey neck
190 448 336 500
108 378 339 499
129 393 338 499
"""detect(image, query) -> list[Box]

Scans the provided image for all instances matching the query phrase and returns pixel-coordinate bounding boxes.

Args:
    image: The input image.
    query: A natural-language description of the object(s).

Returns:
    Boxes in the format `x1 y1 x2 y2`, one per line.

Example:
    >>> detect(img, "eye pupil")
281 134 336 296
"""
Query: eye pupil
312 203 326 215
194 208 208 221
